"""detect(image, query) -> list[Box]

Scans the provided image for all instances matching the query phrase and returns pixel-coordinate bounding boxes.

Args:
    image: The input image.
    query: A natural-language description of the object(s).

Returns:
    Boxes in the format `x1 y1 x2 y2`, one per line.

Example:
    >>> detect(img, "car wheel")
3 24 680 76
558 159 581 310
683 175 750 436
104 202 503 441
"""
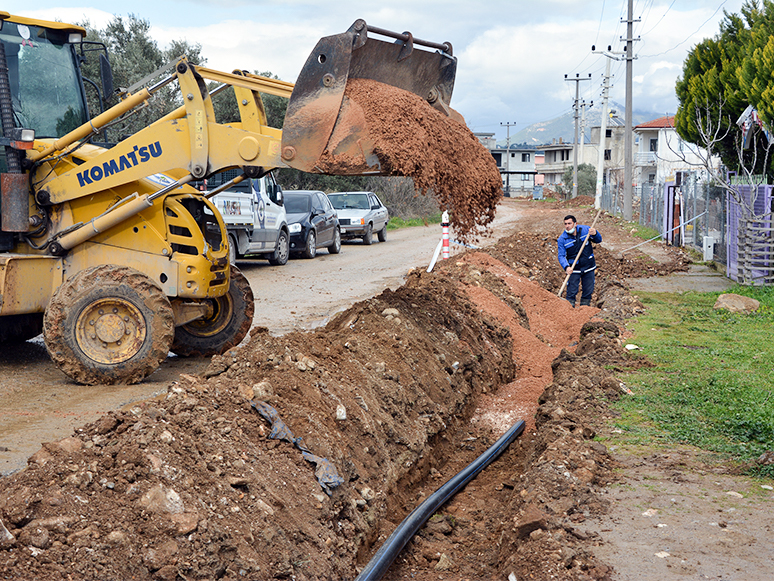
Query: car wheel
362 223 373 245
268 230 289 266
303 230 317 259
377 223 387 242
328 227 342 254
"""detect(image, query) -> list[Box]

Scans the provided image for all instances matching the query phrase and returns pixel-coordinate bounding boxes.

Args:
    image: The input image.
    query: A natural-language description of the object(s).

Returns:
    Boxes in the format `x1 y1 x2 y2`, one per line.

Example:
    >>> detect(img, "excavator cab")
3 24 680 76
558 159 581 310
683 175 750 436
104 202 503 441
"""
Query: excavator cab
0 15 90 140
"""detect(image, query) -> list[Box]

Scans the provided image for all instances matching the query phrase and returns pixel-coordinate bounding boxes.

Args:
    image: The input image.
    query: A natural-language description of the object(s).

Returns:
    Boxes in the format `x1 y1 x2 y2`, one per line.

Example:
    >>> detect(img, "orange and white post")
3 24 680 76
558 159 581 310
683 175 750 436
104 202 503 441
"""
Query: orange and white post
441 211 450 260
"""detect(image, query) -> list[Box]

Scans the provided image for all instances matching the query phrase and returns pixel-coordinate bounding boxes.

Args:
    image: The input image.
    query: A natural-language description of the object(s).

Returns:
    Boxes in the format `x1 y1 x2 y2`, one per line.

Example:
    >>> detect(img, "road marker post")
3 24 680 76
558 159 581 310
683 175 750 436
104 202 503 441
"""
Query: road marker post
441 211 450 260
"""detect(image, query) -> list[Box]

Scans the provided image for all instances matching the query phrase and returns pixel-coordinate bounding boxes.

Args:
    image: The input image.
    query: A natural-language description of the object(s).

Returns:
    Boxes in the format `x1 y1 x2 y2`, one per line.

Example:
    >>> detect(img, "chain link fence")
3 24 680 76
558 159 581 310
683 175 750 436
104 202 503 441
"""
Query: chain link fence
600 181 727 264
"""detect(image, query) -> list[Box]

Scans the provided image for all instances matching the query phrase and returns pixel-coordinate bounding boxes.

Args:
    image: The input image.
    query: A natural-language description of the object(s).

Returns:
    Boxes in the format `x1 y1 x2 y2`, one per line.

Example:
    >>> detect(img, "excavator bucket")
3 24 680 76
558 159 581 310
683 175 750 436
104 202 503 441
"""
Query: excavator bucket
280 19 457 174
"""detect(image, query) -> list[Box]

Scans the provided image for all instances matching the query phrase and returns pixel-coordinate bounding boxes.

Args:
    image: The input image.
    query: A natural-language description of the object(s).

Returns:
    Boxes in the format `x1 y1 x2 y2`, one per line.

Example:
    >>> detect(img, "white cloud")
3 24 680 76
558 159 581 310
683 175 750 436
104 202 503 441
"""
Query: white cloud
9 7 113 29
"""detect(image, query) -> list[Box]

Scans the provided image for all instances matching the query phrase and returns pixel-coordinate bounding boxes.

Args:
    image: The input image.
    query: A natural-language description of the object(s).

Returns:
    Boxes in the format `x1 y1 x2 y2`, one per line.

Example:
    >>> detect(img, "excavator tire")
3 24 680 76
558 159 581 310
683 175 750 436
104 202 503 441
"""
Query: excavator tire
171 266 254 357
0 313 43 343
43 265 175 385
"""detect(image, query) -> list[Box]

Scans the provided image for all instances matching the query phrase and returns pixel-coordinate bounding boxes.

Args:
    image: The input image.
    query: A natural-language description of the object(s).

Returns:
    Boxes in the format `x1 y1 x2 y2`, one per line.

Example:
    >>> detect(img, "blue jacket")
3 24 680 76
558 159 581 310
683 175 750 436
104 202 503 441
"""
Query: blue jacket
557 225 602 272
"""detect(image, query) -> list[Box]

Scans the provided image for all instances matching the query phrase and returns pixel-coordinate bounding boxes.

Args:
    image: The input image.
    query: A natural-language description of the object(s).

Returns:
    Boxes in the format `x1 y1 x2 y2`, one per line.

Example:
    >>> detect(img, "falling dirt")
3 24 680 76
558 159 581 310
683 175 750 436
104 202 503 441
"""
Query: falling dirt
317 79 502 241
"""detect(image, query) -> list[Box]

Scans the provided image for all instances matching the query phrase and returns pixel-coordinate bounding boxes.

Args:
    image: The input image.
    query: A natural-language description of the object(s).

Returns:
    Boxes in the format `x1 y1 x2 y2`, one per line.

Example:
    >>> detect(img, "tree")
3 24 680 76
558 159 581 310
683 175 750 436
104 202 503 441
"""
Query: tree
674 1 774 180
78 14 205 139
675 1 774 284
562 163 596 197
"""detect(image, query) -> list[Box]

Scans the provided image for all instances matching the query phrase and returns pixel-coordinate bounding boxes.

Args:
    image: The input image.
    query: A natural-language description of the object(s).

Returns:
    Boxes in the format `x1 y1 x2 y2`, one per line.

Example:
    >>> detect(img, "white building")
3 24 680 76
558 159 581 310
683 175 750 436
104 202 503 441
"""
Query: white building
633 116 713 185
474 133 538 197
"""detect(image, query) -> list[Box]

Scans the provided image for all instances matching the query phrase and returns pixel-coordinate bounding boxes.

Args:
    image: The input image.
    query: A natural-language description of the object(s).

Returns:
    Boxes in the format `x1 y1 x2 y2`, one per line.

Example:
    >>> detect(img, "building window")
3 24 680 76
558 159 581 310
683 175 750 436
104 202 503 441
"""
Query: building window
522 153 530 162
604 149 611 161
649 138 658 152
522 174 530 181
511 152 516 158
605 129 612 138
648 173 655 184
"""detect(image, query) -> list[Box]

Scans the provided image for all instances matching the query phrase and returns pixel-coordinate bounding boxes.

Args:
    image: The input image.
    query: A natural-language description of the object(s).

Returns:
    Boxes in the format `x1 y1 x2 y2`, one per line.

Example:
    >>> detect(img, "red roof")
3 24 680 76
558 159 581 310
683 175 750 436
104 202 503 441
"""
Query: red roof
635 115 675 129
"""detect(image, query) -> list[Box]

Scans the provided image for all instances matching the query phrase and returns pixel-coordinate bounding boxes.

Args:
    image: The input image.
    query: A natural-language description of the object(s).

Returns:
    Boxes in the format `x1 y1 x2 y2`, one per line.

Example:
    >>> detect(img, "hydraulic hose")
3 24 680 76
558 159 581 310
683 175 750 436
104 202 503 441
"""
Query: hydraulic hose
354 419 526 581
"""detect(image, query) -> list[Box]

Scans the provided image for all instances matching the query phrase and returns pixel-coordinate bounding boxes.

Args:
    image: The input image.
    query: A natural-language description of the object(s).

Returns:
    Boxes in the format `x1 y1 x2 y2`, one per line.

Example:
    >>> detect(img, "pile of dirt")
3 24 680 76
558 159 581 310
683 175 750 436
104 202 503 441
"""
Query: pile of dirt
560 195 596 208
318 79 502 241
0 215 663 580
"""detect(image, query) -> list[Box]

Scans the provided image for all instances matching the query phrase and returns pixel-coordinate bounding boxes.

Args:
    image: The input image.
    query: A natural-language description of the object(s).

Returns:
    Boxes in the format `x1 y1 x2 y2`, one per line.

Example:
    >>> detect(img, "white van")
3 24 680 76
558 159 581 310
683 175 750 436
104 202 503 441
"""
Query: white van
206 170 290 265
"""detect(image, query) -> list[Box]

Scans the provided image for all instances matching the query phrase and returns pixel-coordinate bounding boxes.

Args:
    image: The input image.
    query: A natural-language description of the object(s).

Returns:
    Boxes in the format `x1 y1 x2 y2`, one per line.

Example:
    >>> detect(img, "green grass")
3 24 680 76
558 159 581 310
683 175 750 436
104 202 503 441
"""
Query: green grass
616 286 774 477
387 213 442 230
628 223 661 241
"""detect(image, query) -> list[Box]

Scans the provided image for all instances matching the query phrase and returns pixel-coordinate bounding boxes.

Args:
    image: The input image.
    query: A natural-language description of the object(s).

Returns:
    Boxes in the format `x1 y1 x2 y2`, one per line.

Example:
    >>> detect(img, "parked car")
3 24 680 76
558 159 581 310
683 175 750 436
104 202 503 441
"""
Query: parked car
283 190 341 258
327 191 389 245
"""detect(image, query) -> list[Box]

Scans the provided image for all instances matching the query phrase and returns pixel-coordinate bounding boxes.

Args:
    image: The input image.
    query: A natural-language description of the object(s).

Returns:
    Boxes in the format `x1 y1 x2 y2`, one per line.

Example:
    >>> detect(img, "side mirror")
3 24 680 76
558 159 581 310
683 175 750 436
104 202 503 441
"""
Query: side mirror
268 184 283 206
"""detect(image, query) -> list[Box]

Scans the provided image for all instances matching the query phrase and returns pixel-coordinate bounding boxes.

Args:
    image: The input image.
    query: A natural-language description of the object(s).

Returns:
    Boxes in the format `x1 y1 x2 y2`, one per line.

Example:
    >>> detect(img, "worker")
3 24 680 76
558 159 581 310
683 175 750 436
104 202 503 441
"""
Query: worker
557 215 602 307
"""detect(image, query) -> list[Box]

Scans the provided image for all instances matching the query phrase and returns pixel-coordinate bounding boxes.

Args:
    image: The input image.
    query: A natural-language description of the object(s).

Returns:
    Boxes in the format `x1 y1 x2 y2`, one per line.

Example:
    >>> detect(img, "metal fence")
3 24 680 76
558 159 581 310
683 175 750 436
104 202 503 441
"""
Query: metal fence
600 180 728 264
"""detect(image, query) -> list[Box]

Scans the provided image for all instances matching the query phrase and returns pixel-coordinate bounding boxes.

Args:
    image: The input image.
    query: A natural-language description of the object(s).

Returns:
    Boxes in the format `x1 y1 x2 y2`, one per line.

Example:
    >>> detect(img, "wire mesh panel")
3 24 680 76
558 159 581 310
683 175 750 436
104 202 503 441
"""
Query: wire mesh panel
726 185 774 284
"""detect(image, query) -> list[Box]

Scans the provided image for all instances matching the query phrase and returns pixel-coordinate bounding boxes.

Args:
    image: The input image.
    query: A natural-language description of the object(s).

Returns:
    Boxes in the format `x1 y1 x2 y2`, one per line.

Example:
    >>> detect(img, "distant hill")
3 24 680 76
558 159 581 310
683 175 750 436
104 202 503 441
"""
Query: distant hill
502 102 654 148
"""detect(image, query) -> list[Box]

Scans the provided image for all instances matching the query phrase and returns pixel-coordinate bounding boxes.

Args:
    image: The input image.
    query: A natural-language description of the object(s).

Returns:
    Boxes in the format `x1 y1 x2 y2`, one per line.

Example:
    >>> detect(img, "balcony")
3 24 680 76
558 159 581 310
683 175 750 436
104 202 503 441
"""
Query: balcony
636 152 656 165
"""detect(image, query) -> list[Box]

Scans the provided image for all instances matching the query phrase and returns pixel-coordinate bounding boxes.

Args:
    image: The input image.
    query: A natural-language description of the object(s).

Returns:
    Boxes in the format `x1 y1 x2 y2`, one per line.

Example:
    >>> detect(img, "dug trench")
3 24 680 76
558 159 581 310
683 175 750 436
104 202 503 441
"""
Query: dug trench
0 224 689 581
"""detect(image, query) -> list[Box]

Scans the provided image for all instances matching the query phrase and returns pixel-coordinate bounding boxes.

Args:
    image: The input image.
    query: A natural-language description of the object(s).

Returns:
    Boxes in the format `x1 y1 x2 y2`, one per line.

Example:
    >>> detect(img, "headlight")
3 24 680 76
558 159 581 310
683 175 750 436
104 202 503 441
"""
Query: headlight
355 218 365 225
288 223 302 234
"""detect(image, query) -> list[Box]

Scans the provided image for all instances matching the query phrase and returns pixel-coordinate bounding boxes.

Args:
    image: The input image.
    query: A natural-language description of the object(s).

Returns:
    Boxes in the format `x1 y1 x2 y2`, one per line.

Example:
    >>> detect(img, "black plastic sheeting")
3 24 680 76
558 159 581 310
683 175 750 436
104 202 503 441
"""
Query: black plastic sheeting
250 400 344 495
354 419 526 581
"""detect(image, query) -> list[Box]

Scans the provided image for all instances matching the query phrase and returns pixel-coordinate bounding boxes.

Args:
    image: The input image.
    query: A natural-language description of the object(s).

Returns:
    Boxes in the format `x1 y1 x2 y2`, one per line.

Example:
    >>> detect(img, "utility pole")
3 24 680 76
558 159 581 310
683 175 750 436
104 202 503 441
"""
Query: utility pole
592 45 625 210
580 99 592 169
565 73 591 198
500 121 517 197
622 0 640 220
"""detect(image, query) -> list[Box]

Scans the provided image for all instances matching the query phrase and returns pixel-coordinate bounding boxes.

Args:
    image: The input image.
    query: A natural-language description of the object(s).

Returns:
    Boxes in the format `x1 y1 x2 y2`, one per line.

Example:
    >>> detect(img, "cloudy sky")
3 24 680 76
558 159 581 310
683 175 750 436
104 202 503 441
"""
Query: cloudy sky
4 1 743 141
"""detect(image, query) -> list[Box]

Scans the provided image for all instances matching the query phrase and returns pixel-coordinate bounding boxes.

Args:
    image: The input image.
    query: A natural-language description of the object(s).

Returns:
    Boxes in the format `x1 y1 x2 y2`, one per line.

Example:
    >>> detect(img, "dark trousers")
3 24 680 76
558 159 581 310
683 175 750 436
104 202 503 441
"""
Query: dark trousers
565 269 595 307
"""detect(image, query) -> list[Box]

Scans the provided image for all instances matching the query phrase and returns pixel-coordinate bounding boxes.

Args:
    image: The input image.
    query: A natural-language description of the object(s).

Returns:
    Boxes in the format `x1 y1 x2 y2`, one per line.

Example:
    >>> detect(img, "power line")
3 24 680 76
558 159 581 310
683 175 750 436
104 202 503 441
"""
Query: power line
639 0 676 36
593 0 607 47
638 0 727 58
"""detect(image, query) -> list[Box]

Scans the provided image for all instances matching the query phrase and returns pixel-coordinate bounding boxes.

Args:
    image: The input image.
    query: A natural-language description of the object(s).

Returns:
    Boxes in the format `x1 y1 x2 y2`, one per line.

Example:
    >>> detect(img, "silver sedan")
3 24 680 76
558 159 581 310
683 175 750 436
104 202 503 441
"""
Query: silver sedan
327 191 389 245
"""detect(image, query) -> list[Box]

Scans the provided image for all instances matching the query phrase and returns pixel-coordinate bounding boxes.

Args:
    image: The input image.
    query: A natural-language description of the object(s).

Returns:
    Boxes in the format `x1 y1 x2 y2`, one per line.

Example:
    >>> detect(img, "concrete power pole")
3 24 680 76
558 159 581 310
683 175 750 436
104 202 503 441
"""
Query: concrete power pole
623 0 640 221
580 99 592 169
500 121 517 197
565 73 591 198
592 45 625 210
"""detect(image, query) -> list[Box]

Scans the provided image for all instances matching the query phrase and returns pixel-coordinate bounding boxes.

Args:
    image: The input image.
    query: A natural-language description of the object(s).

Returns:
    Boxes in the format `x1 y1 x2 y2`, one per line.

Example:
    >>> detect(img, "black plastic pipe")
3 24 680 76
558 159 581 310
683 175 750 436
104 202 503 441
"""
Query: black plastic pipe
354 419 526 581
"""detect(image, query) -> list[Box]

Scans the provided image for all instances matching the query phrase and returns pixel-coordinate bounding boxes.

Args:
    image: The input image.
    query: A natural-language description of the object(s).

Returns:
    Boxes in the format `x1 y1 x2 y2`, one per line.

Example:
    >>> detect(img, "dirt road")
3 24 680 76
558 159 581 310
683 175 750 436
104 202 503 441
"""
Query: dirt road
0 201 522 476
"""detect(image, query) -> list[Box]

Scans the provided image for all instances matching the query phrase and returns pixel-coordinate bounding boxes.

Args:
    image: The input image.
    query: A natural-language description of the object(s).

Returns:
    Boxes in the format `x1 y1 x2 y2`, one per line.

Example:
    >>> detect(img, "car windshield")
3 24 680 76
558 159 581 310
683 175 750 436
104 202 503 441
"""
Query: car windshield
328 193 370 210
284 194 311 214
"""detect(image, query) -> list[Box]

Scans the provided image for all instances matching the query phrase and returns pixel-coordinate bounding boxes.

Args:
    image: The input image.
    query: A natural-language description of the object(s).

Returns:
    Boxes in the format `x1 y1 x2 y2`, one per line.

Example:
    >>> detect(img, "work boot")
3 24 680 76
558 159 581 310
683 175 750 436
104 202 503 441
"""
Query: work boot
566 299 575 308
580 298 591 307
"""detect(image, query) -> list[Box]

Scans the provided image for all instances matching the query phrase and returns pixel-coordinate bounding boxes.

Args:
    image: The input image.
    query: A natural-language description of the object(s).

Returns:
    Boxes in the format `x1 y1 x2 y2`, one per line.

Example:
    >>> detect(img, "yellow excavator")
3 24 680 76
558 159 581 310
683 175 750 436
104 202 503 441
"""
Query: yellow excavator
0 13 458 385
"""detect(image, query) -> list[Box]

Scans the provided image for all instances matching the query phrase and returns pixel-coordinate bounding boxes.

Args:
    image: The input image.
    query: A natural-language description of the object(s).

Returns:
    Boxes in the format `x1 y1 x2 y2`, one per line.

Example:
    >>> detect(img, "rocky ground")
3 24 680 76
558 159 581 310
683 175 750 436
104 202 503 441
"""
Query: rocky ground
2 198 769 581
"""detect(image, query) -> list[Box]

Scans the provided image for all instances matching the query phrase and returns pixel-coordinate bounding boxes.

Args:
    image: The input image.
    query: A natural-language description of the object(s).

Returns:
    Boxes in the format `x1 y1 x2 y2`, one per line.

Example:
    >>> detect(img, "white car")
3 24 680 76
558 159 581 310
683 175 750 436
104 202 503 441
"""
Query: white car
327 191 389 245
